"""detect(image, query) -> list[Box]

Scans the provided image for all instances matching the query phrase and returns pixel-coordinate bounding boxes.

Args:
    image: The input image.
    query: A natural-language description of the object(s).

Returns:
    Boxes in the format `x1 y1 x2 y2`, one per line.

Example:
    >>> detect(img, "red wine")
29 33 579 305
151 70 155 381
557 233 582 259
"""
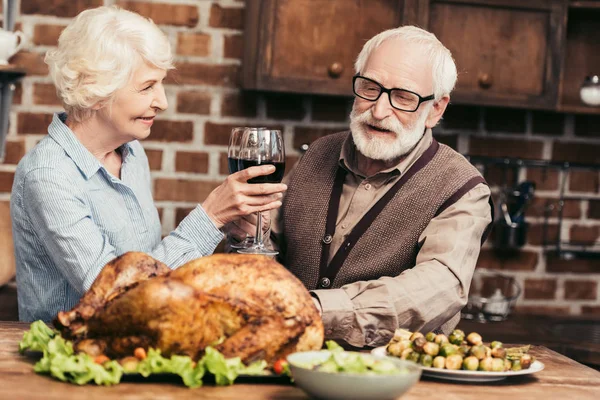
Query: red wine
228 157 241 174
238 159 285 183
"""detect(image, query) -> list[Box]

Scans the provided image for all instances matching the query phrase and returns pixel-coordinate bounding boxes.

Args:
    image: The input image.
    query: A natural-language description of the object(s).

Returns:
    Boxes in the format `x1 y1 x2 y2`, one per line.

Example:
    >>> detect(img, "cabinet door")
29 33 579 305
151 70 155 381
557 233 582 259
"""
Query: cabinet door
410 0 566 109
243 0 405 96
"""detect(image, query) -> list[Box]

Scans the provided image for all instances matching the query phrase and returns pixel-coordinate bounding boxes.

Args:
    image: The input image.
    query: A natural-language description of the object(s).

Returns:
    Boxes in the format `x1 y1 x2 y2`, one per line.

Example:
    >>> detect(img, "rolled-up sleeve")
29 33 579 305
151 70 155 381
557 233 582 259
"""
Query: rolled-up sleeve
311 184 492 347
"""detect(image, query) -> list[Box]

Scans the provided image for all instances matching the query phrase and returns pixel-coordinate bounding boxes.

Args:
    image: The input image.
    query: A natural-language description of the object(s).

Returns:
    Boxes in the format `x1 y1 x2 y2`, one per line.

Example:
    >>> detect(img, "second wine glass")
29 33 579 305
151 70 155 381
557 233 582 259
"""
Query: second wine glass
237 128 285 256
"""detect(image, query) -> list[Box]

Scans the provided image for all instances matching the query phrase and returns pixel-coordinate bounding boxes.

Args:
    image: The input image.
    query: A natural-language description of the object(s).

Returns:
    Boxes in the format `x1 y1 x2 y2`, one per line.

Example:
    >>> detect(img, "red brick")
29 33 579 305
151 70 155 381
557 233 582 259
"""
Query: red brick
570 225 599 246
484 107 527 134
513 305 569 316
209 4 244 29
441 104 479 131
552 142 600 165
175 207 195 226
145 149 162 171
469 137 544 159
157 207 163 223
265 93 306 121
528 197 580 219
17 113 54 134
0 171 14 192
475 249 538 271
581 306 600 316
175 151 209 174
33 83 61 105
117 1 199 27
589 200 600 219
33 24 64 46
9 52 49 76
2 140 25 165
221 92 257 118
22 0 103 18
546 251 600 273
436 134 458 151
526 167 559 191
167 63 239 86
482 165 518 187
531 110 565 136
569 170 599 193
13 82 22 105
219 152 229 175
154 178 219 202
527 223 559 246
524 278 557 300
224 34 243 59
177 91 211 115
564 280 597 300
147 120 194 142
574 114 600 138
293 127 341 150
312 95 350 122
176 32 211 56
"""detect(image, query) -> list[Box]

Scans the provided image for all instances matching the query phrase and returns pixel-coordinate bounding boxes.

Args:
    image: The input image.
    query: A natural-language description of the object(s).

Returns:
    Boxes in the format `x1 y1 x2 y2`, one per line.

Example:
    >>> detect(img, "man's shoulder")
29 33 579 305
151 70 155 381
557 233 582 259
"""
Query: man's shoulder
435 142 483 177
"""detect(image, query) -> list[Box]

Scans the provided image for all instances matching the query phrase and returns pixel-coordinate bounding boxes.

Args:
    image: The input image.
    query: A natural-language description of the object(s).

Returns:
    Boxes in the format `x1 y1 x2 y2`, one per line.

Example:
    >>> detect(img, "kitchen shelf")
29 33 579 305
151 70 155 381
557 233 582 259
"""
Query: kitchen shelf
569 1 600 9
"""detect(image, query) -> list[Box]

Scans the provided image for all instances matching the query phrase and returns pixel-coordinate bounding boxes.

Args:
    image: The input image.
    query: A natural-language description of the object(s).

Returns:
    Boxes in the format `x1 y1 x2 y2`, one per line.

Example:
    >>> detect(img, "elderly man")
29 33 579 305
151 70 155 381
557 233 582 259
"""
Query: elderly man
230 25 492 348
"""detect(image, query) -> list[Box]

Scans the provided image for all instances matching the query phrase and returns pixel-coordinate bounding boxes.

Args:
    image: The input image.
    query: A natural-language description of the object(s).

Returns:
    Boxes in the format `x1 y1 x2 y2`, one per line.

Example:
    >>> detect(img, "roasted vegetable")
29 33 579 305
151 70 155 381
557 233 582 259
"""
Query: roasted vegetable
466 332 483 346
445 354 463 370
422 342 440 357
462 356 479 371
448 329 465 345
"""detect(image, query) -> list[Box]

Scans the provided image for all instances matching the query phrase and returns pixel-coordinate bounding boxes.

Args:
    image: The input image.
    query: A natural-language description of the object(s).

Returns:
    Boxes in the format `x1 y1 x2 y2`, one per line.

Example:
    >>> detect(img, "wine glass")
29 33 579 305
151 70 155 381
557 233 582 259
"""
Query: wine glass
237 128 285 255
227 127 265 249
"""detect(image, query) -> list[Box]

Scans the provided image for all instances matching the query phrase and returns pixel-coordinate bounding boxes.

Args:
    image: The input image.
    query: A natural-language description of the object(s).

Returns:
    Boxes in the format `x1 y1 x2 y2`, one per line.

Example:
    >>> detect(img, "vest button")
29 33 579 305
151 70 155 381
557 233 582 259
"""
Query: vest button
319 277 331 288
322 234 333 244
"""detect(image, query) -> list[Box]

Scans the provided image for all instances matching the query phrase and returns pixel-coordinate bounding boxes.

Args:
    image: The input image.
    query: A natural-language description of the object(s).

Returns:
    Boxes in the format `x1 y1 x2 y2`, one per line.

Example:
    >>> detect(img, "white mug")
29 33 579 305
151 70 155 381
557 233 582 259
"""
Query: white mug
0 30 25 65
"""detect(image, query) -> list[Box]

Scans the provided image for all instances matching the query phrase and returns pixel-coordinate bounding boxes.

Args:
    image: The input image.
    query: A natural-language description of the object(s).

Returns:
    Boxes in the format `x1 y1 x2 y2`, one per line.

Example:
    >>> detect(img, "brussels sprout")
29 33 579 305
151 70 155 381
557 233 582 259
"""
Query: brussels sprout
419 354 433 367
393 328 413 342
425 332 437 342
504 358 512 371
458 344 470 357
491 347 507 359
466 332 483 346
445 354 463 370
469 345 487 360
491 358 505 372
484 346 492 358
462 356 479 371
520 354 533 369
400 348 413 360
434 334 449 345
423 342 440 357
410 332 425 341
511 359 522 371
490 341 503 349
413 336 427 353
432 356 446 369
408 351 421 364
387 341 402 357
440 344 458 357
478 357 494 371
119 356 139 373
449 329 465 345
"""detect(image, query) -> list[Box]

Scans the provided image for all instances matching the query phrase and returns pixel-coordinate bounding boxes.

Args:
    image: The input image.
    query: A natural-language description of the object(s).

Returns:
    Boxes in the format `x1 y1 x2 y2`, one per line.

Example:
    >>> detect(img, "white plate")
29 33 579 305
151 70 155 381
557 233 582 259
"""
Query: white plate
371 346 544 382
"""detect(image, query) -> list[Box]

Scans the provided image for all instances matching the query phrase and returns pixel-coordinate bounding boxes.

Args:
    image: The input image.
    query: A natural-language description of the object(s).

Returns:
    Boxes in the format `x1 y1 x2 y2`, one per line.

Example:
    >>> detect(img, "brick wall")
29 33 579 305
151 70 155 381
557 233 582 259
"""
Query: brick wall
1 0 599 317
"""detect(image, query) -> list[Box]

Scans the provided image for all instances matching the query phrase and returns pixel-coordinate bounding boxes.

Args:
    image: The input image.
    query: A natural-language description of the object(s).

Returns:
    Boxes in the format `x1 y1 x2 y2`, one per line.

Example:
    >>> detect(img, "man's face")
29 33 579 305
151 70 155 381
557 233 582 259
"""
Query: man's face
350 39 435 161
97 62 168 143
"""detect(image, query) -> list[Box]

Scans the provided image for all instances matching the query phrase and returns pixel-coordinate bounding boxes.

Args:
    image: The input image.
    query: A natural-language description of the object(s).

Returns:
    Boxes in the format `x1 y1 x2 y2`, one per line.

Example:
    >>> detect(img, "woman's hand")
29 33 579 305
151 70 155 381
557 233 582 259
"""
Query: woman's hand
202 165 286 229
223 211 271 243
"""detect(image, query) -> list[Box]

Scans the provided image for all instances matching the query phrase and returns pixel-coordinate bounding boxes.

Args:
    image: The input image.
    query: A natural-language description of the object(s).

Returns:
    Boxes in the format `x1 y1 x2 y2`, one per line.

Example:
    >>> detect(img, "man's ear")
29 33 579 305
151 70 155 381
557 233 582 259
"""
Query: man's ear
425 95 450 129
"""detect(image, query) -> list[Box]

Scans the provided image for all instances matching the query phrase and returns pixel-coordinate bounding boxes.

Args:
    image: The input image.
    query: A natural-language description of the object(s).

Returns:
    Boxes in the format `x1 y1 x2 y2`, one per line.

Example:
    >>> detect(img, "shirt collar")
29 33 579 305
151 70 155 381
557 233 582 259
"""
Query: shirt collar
339 128 434 179
48 112 136 180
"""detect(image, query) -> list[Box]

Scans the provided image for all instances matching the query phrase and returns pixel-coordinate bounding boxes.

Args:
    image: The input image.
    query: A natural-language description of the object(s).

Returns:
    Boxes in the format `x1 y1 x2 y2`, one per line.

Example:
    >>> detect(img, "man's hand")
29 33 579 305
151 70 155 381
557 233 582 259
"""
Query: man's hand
202 165 286 229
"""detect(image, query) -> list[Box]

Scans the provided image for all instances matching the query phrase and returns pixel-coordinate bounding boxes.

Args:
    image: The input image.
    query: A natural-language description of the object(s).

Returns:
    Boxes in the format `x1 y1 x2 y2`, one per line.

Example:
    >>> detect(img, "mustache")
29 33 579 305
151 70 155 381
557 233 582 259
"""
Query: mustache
350 109 405 133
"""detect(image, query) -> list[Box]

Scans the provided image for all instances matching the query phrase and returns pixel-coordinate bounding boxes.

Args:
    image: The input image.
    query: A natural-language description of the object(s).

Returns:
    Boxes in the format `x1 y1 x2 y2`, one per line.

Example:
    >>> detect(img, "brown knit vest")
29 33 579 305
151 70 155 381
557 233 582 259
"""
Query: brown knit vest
281 131 487 292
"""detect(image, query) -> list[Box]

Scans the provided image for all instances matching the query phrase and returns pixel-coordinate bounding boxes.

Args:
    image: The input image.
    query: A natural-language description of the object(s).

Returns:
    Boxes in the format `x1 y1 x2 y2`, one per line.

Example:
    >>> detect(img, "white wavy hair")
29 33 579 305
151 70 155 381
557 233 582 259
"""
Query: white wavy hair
354 25 457 100
45 6 174 123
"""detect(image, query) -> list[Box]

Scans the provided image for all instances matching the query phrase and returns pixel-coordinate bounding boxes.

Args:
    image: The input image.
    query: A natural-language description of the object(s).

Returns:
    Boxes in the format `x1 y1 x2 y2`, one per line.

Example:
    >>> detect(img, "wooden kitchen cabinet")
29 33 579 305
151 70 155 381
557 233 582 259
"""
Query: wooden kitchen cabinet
242 0 407 96
407 0 567 109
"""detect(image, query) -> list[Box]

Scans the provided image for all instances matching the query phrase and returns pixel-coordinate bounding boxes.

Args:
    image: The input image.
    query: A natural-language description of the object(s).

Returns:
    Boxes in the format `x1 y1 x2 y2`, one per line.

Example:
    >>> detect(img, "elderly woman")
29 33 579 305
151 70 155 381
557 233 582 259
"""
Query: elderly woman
10 6 286 322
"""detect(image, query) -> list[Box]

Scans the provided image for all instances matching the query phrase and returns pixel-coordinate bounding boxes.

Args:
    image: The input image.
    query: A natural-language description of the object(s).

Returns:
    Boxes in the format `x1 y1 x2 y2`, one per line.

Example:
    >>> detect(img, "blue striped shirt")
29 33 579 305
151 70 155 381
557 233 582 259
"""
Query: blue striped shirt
11 113 223 322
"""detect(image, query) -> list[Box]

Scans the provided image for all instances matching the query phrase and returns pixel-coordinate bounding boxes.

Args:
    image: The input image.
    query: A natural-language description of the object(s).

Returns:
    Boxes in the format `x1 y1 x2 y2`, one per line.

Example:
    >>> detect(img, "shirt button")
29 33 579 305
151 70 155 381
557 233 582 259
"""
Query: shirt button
322 234 333 244
364 183 372 190
341 224 347 229
319 277 331 288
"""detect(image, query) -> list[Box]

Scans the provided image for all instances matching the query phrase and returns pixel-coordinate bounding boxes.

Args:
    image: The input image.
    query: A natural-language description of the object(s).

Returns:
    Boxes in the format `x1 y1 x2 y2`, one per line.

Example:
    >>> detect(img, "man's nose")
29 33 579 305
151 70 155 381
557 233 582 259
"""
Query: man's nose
371 92 393 120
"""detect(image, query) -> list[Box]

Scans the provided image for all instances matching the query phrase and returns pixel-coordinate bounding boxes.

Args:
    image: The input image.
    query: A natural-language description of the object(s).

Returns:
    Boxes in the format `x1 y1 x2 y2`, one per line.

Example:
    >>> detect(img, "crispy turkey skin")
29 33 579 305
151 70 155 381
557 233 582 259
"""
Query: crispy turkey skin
54 252 324 365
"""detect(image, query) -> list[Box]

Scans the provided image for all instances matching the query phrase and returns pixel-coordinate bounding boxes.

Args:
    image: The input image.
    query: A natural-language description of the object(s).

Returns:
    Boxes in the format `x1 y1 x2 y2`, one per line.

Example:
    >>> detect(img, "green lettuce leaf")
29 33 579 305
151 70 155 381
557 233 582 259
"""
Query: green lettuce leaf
18 320 57 354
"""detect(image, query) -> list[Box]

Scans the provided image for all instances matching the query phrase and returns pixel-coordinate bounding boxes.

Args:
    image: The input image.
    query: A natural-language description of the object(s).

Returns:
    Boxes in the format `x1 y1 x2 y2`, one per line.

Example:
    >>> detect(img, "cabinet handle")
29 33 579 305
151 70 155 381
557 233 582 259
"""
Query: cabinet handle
478 73 493 89
328 62 343 78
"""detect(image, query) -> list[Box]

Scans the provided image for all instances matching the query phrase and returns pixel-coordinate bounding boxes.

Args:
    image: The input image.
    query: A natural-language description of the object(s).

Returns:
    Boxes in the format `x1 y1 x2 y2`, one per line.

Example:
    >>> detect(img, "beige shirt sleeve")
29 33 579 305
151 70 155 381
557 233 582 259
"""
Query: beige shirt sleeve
311 183 492 347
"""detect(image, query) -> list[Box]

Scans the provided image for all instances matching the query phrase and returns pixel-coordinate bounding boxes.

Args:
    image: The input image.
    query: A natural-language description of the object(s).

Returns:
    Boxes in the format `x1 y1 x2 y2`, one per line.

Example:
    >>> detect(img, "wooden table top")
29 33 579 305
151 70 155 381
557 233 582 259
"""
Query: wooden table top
2 321 599 400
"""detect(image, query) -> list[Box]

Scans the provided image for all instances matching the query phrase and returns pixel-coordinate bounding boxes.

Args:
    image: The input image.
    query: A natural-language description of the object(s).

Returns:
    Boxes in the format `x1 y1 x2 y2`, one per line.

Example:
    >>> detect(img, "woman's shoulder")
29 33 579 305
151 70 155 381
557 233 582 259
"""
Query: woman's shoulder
15 136 82 181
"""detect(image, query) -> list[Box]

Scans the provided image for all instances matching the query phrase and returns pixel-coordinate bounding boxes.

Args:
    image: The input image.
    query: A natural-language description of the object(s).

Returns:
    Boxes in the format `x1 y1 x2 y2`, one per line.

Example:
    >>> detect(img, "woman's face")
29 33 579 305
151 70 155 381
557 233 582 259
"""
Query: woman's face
97 62 168 143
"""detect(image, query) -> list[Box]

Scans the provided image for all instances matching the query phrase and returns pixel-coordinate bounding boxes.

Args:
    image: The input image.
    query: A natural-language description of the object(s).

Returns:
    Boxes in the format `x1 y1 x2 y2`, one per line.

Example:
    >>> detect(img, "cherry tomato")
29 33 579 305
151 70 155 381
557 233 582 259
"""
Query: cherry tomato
273 359 288 375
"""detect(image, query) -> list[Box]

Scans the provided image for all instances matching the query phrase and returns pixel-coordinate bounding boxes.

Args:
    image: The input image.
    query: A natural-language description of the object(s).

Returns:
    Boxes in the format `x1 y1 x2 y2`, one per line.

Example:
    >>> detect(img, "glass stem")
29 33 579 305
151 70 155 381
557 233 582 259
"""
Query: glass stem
254 211 263 246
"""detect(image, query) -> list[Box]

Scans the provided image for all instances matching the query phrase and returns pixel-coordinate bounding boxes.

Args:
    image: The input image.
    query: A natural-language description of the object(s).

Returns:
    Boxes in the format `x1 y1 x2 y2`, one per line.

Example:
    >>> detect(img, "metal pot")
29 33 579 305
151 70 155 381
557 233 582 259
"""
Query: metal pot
493 181 535 250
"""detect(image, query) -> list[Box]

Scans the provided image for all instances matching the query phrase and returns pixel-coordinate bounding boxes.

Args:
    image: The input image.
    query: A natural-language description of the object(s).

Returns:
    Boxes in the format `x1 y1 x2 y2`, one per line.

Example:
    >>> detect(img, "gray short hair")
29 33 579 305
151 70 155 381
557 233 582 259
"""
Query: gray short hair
354 26 457 101
45 6 174 122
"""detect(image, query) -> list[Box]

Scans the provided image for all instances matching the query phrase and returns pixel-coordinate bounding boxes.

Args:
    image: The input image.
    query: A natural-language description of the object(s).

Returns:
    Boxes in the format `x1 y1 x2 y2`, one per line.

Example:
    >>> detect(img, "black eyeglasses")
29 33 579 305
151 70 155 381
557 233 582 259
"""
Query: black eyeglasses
352 75 435 112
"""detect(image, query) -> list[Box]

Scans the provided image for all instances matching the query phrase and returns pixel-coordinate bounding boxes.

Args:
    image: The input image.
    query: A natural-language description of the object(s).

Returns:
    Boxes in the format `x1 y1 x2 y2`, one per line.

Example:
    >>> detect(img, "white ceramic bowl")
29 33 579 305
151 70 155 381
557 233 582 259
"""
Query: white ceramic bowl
287 350 421 400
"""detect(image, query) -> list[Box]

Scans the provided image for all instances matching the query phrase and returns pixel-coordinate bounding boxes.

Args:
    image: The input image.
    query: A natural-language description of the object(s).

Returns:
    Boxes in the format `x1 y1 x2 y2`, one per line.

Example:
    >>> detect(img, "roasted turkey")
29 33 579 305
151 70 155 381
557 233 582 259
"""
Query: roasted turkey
54 252 324 365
